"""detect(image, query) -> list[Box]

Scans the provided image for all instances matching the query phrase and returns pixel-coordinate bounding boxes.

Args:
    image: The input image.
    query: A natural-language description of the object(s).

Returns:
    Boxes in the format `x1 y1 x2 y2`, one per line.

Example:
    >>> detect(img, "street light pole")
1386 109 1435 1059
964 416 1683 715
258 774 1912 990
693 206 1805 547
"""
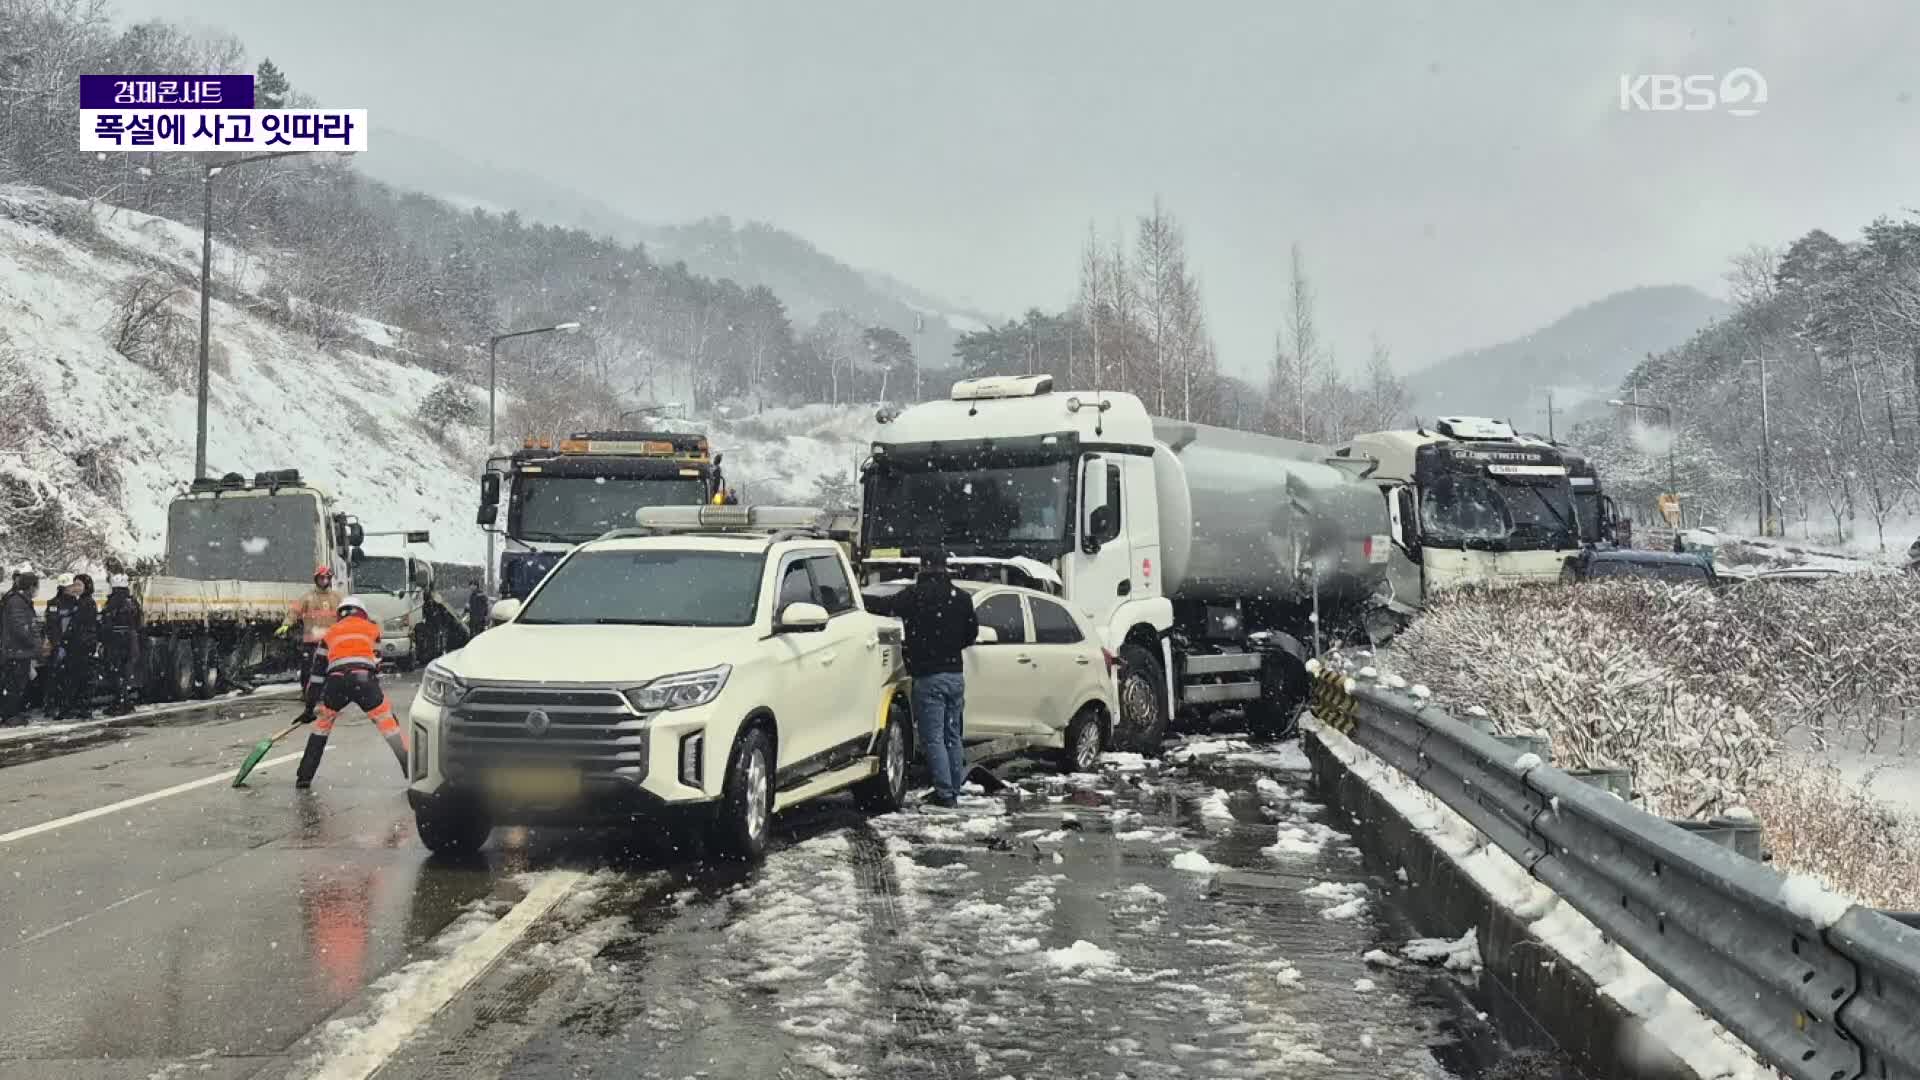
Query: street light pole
1607 395 1678 525
194 150 303 479
482 320 582 593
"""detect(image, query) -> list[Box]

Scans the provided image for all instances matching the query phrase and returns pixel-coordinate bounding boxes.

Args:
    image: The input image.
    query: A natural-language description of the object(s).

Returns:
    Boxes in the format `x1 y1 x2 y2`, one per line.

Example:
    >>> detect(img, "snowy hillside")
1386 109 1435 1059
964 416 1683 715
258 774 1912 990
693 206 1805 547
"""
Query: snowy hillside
0 184 880 573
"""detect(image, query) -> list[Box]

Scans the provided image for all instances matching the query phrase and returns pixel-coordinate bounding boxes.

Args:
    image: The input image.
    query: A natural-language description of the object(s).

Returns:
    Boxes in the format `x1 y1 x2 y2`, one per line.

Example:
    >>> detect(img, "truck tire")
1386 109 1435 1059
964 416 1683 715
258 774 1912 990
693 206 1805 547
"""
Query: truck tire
1061 706 1105 774
414 803 491 857
1247 652 1308 742
1116 643 1169 753
713 725 774 860
165 637 195 702
853 704 910 813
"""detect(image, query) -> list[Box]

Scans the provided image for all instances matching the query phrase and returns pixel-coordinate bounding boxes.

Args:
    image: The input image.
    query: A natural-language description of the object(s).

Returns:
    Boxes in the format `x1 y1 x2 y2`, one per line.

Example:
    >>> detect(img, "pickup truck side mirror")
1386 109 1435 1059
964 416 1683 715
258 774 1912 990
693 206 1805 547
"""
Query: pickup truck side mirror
973 626 999 645
775 602 830 633
488 597 523 623
476 504 499 527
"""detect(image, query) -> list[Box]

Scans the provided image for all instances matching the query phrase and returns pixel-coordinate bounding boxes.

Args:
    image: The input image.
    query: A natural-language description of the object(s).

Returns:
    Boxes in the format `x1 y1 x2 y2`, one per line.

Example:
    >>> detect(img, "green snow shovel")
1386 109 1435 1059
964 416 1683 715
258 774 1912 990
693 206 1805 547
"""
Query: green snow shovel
233 715 307 787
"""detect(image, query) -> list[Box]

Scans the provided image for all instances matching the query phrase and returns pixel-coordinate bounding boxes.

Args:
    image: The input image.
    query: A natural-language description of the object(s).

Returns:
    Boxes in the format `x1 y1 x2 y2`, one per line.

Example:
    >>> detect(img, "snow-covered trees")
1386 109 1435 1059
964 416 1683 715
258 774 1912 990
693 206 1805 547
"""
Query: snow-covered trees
1582 217 1920 547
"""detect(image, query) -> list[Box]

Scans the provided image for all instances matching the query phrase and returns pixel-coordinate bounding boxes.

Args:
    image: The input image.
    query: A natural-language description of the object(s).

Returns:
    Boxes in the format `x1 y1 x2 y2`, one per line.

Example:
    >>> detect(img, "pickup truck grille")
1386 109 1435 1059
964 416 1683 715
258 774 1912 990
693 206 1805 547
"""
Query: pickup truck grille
443 683 650 781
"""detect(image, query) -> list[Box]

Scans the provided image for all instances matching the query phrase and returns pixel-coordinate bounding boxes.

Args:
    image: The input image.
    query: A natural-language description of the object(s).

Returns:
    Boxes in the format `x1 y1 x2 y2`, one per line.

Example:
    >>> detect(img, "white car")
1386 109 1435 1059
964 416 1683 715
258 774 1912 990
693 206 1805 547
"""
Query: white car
406 509 911 859
865 579 1122 772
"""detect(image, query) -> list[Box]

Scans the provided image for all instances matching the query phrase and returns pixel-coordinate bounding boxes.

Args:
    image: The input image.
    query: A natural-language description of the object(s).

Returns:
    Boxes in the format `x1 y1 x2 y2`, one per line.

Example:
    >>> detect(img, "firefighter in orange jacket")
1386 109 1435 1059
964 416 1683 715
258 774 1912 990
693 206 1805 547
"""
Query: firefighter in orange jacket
293 596 409 788
278 566 342 722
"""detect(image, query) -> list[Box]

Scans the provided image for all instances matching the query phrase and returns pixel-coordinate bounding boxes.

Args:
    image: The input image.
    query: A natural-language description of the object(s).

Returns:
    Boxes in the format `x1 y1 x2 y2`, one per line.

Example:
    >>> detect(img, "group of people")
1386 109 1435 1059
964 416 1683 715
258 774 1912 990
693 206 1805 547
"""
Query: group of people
0 566 146 725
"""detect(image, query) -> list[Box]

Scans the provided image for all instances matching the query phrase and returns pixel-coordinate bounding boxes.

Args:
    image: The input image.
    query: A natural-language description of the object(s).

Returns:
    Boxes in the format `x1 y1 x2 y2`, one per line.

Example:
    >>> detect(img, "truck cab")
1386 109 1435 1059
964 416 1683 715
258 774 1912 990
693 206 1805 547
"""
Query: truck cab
1562 451 1631 549
1337 417 1583 597
350 552 442 669
476 431 728 600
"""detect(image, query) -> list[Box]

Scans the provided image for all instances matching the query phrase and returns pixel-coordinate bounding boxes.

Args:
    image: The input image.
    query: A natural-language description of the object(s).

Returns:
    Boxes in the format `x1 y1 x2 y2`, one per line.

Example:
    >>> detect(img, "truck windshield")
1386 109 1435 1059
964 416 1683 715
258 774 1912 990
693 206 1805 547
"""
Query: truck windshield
164 493 317 582
1420 474 1576 551
519 549 763 627
353 556 408 594
865 461 1071 553
513 476 709 542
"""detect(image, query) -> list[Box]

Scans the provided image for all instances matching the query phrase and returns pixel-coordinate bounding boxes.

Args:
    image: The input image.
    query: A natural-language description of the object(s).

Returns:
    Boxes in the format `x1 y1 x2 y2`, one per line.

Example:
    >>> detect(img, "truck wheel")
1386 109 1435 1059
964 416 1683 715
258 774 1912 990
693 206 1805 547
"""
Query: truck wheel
1247 652 1307 742
1116 643 1169 753
713 726 774 860
1061 706 1105 774
166 638 195 702
854 705 910 813
414 803 491 857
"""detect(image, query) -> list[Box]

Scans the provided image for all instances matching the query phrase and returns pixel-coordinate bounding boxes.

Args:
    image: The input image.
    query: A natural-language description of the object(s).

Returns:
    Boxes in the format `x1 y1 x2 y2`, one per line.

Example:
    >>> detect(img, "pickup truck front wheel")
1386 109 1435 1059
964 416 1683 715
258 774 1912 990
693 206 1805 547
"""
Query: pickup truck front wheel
414 802 491 857
714 726 774 860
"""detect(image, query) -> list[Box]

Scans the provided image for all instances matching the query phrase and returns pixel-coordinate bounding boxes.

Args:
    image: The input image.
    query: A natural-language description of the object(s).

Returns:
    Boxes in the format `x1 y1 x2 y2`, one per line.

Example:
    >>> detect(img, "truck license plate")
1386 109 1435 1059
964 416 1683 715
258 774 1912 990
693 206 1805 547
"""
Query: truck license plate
488 766 581 803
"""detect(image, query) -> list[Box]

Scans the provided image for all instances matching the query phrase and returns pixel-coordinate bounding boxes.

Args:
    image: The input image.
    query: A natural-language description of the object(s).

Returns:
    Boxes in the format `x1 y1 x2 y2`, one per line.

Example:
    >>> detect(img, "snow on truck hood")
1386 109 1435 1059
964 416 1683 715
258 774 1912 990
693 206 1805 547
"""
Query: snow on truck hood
437 622 760 685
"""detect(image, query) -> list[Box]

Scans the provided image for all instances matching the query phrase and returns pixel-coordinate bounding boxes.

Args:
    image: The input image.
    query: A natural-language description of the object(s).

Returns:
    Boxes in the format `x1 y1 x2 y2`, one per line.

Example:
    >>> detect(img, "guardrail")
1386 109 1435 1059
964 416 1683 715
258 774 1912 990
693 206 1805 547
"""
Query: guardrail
1308 666 1920 1080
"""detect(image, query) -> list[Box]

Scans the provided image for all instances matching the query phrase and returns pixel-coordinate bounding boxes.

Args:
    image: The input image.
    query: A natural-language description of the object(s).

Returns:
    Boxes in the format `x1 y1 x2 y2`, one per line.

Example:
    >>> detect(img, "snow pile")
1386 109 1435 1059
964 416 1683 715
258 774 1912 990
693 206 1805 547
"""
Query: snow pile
1402 930 1484 972
1264 819 1350 858
1039 939 1123 973
1308 716 1773 1079
1171 850 1218 874
1777 874 1855 929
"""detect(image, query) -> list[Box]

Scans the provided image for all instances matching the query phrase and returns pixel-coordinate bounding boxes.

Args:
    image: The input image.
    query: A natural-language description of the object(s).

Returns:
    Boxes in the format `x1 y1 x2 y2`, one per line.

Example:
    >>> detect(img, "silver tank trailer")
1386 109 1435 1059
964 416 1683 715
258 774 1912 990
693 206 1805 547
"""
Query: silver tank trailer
1150 419 1388 605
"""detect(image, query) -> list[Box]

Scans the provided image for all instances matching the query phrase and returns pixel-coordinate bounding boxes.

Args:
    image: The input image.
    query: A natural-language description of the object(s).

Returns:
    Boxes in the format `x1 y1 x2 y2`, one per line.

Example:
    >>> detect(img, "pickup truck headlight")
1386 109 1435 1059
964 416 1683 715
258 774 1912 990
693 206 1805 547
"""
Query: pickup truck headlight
625 665 731 712
419 663 466 707
384 615 411 632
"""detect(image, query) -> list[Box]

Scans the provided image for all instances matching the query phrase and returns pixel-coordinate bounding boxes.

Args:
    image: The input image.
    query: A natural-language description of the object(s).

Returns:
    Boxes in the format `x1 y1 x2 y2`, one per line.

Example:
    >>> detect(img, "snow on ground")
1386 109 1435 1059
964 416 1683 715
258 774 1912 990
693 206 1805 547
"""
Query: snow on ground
0 185 479 567
1306 715 1774 1079
1402 930 1484 972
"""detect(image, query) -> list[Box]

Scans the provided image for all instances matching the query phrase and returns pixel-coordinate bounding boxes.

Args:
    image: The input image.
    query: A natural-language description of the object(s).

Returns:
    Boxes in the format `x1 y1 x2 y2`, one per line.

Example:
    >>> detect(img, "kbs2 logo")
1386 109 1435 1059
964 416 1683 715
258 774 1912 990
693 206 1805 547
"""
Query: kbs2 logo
1618 68 1767 116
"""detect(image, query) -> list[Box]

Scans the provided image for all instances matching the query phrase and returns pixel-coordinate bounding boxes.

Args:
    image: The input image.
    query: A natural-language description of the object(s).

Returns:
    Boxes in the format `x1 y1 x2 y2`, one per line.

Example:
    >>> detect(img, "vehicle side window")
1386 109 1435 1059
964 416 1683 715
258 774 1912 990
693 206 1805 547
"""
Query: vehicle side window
806 554 854 614
776 559 814 610
1101 463 1123 542
975 594 1027 644
1030 598 1083 644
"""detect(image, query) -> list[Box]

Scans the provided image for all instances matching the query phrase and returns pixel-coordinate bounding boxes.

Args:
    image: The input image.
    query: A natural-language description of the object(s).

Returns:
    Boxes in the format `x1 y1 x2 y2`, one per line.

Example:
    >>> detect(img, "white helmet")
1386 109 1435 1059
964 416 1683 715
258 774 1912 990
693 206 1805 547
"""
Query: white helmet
108 573 131 589
54 573 75 588
337 595 369 618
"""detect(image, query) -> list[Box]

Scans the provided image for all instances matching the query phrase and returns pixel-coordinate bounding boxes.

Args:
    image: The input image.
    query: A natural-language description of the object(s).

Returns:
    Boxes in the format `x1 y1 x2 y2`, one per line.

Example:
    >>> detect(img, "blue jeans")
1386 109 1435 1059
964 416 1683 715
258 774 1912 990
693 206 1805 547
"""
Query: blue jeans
911 673 967 799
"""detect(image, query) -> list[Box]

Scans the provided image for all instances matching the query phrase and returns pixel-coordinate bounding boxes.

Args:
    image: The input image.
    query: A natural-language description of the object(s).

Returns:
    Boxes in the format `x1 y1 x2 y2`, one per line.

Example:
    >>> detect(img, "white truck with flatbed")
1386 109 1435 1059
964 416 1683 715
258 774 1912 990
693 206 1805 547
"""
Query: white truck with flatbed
406 505 913 859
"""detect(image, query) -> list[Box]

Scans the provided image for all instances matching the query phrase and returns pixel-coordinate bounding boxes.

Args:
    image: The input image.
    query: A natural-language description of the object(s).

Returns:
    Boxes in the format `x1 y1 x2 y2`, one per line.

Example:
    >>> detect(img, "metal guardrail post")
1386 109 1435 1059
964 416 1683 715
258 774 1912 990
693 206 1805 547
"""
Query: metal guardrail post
1310 670 1920 1080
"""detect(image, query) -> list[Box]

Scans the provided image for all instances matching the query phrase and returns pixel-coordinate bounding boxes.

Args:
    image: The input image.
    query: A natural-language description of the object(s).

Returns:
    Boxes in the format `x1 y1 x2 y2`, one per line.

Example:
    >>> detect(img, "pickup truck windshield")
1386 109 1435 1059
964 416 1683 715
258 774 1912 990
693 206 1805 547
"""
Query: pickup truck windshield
519 549 764 626
353 556 408 594
865 461 1071 553
164 493 317 582
514 476 709 543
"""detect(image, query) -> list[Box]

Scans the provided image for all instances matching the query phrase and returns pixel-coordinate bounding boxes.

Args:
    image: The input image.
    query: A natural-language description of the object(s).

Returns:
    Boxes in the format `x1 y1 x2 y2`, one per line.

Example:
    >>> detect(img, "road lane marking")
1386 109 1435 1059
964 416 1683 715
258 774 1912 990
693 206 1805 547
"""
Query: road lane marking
305 870 585 1080
0 752 301 844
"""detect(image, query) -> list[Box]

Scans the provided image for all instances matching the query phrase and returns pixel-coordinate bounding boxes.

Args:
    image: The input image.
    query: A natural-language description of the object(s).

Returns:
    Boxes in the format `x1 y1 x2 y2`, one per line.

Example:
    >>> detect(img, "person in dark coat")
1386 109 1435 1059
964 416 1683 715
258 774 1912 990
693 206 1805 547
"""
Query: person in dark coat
100 573 143 716
1 569 41 725
465 588 490 640
57 574 99 720
864 549 980 807
38 574 79 718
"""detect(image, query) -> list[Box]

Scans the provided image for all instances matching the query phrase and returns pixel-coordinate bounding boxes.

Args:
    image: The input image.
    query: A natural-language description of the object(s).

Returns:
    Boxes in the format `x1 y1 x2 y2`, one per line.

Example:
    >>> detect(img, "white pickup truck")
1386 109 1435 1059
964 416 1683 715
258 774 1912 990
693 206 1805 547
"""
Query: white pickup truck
406 506 912 859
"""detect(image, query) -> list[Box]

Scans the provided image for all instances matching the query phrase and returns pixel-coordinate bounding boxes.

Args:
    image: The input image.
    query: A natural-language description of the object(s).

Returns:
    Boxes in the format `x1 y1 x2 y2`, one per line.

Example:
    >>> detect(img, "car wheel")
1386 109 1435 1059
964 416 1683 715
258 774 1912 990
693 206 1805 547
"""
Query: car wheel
415 801 491 857
714 725 774 860
1116 643 1168 753
854 699 910 813
1061 706 1104 774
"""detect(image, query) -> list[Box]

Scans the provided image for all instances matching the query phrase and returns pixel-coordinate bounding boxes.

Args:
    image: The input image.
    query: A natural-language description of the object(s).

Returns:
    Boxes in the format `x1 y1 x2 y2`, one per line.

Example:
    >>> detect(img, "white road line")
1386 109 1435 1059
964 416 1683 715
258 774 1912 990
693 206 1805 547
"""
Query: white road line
307 871 585 1080
0 751 301 844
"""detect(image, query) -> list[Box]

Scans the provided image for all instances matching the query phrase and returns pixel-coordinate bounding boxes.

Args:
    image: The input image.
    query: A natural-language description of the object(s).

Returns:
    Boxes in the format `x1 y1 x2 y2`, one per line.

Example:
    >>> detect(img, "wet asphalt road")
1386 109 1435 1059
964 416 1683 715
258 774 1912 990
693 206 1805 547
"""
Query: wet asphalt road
0 686 1560 1080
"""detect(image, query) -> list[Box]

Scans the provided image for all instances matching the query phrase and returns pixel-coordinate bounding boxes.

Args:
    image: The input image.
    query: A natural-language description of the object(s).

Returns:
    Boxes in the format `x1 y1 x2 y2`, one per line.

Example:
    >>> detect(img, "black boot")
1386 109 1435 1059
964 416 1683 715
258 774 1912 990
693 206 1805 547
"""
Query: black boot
294 732 328 789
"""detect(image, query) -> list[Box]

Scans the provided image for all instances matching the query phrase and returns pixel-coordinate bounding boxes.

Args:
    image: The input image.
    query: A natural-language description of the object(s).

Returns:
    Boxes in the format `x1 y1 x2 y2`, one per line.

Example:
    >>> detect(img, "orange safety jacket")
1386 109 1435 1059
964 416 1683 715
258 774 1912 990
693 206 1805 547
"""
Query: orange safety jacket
287 588 342 644
321 612 381 674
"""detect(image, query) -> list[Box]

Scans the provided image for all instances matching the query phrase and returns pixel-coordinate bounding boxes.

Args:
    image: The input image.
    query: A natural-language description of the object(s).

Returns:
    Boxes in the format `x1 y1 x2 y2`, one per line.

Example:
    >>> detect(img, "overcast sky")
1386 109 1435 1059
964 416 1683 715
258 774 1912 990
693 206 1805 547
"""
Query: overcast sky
113 0 1920 376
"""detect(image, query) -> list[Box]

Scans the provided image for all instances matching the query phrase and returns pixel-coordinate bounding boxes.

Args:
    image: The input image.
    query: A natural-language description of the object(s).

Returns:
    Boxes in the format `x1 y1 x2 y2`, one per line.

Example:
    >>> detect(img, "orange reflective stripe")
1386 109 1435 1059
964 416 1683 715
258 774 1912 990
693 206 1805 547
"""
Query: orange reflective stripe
313 707 338 735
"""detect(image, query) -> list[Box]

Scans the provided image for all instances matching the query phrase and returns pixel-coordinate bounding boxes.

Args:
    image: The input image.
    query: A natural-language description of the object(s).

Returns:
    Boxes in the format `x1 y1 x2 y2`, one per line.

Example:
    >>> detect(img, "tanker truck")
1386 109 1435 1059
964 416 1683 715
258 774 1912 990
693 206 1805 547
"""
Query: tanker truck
858 375 1392 744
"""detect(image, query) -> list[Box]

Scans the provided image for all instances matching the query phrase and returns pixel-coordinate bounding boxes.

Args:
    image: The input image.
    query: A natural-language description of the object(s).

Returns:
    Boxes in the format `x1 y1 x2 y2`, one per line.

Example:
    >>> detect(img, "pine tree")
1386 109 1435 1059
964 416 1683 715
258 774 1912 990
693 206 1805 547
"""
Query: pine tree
255 59 290 109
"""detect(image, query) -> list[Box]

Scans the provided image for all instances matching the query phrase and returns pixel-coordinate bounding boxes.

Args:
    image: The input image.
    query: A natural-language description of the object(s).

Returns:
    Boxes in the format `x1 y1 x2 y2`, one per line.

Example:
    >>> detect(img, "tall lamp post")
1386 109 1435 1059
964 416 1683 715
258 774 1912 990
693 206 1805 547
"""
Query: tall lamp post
1607 396 1679 526
194 150 303 480
483 320 582 592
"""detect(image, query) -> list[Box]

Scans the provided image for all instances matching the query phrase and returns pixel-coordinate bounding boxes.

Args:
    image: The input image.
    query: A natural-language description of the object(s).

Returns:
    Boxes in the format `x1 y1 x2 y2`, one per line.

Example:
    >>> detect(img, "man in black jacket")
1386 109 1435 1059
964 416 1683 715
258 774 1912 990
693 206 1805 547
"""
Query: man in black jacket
57 574 99 719
100 574 143 716
865 550 979 807
1 569 40 724
40 574 79 718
